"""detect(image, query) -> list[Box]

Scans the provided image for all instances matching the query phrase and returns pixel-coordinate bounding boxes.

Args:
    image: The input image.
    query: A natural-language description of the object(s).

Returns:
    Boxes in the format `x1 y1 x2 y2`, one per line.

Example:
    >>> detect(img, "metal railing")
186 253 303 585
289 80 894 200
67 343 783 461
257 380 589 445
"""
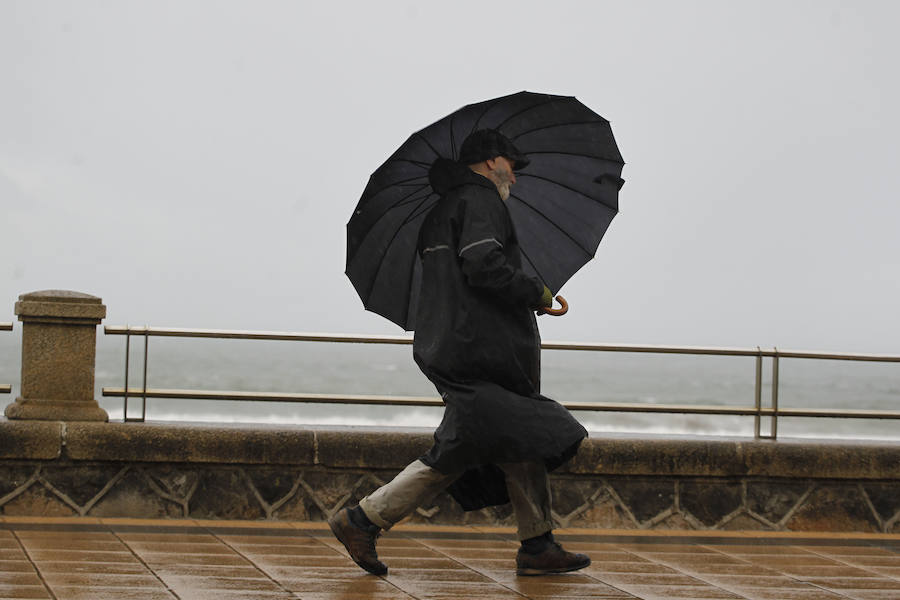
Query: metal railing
1 322 11 394
101 325 900 438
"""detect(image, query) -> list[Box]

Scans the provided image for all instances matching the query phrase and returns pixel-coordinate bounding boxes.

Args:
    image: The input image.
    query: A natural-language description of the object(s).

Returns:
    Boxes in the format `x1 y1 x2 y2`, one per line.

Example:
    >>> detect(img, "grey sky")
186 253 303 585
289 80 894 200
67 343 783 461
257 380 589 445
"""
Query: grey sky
2 0 899 353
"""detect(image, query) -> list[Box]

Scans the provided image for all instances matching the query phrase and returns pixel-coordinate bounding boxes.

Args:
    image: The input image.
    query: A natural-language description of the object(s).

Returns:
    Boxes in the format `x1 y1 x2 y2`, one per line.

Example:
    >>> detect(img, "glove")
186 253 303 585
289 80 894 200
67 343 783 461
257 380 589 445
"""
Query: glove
540 285 553 308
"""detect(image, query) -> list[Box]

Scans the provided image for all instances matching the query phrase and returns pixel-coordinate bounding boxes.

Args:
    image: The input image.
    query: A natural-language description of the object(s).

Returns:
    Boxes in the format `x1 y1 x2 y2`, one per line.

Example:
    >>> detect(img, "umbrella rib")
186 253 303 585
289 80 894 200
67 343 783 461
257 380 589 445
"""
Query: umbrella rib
363 192 435 303
393 158 434 169
351 181 432 267
517 242 548 290
450 113 457 160
525 149 625 164
508 192 594 259
367 173 429 197
373 181 432 213
470 95 503 135
493 95 559 133
508 119 610 142
414 132 444 160
517 172 618 211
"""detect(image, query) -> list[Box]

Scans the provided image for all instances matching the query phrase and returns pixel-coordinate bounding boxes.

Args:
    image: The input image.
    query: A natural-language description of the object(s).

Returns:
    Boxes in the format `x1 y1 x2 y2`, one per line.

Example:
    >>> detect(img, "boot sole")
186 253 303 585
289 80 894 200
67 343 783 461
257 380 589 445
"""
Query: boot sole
327 514 388 576
516 557 591 576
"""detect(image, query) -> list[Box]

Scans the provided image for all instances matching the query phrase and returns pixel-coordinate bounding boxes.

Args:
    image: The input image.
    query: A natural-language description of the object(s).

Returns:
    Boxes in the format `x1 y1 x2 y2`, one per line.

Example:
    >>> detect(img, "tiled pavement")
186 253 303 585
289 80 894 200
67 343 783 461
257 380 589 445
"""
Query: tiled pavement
1 518 899 599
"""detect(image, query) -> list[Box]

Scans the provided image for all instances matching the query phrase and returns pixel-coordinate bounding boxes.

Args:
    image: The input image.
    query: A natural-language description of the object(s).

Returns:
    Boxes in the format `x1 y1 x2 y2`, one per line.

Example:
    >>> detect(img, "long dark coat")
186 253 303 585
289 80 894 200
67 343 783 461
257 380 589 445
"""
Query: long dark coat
415 159 588 511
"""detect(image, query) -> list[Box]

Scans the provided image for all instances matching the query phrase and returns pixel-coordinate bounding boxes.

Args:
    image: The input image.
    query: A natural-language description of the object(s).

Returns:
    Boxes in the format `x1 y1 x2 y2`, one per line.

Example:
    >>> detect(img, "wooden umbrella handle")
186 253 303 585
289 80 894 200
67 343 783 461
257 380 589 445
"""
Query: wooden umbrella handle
538 295 568 316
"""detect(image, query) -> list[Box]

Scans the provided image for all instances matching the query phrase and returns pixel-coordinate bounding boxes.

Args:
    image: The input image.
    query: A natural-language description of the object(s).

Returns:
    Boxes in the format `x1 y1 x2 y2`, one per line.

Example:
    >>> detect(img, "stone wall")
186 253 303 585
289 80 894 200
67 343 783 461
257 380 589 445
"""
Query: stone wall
2 420 899 533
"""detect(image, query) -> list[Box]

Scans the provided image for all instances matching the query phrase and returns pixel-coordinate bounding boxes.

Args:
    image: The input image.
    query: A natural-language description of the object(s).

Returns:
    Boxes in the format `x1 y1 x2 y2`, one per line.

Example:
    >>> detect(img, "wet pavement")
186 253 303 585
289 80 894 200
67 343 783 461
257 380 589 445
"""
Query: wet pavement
1 517 899 599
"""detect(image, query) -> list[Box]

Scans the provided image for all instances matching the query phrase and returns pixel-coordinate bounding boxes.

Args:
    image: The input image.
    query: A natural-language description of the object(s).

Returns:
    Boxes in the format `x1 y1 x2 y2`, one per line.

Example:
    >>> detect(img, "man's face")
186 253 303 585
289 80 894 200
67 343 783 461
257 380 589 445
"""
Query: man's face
487 156 516 201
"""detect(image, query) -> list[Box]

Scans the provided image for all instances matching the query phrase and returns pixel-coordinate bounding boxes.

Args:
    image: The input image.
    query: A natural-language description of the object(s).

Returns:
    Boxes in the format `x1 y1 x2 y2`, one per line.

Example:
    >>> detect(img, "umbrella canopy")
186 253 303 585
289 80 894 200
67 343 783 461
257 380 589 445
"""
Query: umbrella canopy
346 91 625 330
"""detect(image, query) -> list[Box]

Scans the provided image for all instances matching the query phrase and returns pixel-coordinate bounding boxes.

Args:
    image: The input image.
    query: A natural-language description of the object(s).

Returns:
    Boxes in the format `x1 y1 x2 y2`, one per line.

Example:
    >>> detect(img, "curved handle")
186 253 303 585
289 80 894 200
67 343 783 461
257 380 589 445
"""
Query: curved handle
538 295 568 316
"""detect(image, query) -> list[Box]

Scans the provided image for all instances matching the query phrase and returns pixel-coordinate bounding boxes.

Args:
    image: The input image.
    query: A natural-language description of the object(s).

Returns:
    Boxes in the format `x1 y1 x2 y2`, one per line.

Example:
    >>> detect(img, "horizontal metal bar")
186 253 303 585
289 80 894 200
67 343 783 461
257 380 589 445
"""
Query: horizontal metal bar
0 384 10 394
0 323 12 331
103 326 900 362
774 407 900 419
102 387 900 419
104 326 414 345
103 388 445 406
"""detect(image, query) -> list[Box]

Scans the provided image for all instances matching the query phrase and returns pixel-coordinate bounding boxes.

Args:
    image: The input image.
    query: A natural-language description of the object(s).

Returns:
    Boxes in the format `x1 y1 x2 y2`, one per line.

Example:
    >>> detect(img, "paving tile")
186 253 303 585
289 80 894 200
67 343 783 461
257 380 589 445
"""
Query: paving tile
479 570 598 585
3 519 900 600
839 556 900 567
251 554 351 568
137 552 250 567
507 580 634 597
597 573 713 586
27 550 138 563
698 574 820 589
0 551 28 561
274 577 403 594
270 567 389 584
222 535 330 546
390 580 526 599
124 541 235 554
608 584 744 599
19 540 125 552
0 575 43 587
231 544 348 557
47 590 184 600
419 547 515 560
804 576 900 590
528 596 637 600
799 546 898 556
290 592 414 600
863 565 900 577
0 560 34 573
116 533 218 543
161 574 286 592
773 565 881 578
837 591 900 600
725 589 848 599
703 544 813 555
0 584 52 599
40 572 164 587
659 563 778 576
443 557 512 571
737 555 844 566
152 564 265 578
31 560 150 574
384 567 494 582
586 560 683 574
618 544 722 554
383 556 466 570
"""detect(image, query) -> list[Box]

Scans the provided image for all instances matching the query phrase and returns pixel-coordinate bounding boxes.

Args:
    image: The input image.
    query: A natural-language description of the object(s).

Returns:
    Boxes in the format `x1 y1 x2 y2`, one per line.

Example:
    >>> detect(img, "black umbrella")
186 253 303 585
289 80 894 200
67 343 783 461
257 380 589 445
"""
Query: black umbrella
346 91 624 330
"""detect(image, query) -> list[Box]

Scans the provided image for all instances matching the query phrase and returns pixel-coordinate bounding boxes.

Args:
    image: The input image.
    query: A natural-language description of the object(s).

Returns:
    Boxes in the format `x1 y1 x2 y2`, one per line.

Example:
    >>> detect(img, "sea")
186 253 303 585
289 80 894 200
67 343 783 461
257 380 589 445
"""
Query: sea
1 332 898 441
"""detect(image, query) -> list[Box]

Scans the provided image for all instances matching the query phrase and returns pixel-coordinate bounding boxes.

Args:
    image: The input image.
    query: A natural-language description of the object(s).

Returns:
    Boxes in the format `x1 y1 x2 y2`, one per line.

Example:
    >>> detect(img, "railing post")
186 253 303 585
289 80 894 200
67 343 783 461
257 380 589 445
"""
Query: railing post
1 322 12 395
3 290 109 421
771 348 779 440
754 348 763 439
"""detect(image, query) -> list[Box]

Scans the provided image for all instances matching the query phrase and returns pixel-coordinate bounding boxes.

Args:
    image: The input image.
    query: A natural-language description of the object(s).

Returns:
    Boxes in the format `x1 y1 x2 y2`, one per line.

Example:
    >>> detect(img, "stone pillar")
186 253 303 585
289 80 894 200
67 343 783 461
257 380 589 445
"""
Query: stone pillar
4 290 109 421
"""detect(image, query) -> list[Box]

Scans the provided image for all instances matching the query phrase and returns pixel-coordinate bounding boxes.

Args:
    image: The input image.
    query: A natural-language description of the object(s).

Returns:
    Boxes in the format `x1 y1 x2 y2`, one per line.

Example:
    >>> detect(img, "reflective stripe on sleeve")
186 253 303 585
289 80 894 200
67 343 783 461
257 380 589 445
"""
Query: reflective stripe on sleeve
422 244 450 254
458 238 502 256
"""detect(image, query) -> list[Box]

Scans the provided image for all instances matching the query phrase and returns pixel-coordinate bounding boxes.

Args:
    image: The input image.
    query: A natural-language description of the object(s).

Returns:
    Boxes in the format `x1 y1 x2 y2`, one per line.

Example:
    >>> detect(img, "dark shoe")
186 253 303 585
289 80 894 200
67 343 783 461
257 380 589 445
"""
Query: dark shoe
516 541 591 576
328 507 388 575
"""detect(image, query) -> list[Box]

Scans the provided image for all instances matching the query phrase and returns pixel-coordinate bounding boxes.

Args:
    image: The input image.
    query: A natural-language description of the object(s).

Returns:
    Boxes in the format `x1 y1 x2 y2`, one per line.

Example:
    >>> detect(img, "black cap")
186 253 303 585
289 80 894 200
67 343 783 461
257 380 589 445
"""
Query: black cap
457 129 530 170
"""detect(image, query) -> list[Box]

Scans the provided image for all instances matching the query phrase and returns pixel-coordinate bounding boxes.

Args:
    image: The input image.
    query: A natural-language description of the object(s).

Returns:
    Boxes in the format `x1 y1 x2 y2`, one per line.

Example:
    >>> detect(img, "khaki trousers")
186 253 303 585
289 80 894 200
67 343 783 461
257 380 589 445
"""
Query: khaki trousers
359 459 553 540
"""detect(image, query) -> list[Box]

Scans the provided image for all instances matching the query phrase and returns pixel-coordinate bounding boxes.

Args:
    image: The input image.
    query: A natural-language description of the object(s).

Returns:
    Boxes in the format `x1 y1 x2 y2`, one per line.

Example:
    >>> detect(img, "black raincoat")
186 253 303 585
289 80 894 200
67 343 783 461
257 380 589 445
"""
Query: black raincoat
415 159 588 511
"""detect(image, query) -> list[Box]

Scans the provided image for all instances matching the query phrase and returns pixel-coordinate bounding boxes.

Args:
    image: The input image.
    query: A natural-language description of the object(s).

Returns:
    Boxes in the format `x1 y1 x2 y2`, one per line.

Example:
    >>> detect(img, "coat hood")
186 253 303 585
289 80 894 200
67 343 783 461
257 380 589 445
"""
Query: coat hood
428 158 494 196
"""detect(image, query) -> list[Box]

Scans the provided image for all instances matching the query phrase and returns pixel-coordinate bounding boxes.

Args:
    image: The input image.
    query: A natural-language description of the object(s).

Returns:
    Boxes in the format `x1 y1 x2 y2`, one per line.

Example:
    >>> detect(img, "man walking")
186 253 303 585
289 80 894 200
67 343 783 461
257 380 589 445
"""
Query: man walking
330 129 590 576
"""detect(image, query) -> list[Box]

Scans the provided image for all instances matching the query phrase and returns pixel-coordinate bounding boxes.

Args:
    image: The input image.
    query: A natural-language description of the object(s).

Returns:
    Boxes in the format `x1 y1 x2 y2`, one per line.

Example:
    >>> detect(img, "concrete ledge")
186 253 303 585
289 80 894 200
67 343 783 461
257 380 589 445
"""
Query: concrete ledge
2 420 899 480
64 422 316 465
570 434 900 479
2 421 899 532
0 420 63 460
